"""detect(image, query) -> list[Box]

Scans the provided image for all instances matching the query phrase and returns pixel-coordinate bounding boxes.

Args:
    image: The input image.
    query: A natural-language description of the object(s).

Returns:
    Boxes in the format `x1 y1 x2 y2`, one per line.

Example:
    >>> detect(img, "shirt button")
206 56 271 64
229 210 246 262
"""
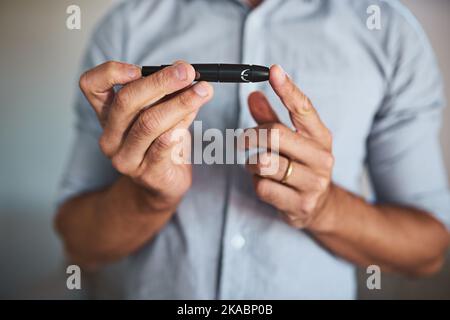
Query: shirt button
230 234 246 250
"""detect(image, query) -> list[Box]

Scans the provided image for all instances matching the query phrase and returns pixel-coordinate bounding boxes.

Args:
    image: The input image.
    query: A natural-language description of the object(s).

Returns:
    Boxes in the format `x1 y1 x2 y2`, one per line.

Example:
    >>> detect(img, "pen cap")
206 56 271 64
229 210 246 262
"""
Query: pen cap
249 65 270 82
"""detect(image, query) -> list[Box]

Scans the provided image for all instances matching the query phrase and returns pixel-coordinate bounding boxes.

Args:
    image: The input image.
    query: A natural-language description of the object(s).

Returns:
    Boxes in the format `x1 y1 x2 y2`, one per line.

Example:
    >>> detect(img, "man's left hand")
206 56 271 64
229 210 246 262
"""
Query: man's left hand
244 65 336 231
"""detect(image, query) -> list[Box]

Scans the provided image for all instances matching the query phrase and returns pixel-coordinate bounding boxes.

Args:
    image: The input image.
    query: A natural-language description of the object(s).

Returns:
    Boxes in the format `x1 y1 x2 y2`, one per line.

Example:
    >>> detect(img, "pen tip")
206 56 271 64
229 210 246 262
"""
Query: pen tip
252 65 270 82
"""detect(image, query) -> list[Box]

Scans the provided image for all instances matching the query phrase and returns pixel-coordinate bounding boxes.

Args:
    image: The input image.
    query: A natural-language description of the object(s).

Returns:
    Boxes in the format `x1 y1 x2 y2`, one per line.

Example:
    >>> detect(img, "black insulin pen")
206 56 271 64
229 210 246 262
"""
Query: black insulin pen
141 63 270 83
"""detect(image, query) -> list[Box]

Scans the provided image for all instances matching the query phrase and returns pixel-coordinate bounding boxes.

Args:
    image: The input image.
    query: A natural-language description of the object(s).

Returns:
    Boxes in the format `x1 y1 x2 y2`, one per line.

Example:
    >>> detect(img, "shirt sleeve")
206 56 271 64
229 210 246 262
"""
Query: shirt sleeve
56 5 127 207
367 4 450 230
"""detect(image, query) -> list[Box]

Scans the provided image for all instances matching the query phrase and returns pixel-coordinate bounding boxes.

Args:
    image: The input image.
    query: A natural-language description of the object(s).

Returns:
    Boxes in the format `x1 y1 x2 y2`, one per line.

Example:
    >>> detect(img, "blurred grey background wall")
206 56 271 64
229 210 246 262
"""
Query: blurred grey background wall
0 0 448 299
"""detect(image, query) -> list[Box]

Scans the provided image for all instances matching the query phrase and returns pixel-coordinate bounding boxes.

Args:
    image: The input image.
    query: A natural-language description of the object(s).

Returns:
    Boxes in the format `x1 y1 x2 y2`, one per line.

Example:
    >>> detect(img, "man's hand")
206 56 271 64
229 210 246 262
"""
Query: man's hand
245 65 449 276
55 61 213 268
79 60 213 211
245 65 335 231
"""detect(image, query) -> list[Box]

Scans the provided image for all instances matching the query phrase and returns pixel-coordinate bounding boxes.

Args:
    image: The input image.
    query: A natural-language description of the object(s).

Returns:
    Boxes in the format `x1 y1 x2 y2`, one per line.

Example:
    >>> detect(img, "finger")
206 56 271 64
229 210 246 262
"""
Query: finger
101 61 197 156
165 110 197 165
122 114 195 195
133 126 192 198
79 61 141 115
246 152 328 192
110 81 213 172
242 123 333 172
269 65 331 149
146 114 194 169
253 175 303 216
248 91 280 125
147 107 198 167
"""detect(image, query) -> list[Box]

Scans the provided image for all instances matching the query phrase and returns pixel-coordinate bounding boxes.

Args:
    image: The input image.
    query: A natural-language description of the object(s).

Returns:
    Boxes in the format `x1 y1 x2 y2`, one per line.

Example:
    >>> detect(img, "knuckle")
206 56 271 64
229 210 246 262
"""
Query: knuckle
293 104 302 116
255 179 272 201
111 154 132 176
152 132 173 152
98 134 115 158
137 110 159 137
257 152 271 167
323 153 335 170
78 72 89 92
153 70 170 89
147 147 165 163
105 61 120 75
292 103 302 116
288 218 301 228
305 95 313 107
114 88 132 111
286 81 297 98
282 212 302 228
126 126 141 144
315 176 329 192
253 161 264 175
283 216 296 227
260 153 279 176
177 91 195 109
292 218 308 229
300 196 317 214
293 93 309 114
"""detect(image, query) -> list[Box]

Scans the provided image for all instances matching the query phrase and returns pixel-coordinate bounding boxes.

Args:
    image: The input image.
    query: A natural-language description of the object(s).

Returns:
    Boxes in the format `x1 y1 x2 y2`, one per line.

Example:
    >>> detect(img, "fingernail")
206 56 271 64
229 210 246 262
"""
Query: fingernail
193 82 209 97
174 63 187 81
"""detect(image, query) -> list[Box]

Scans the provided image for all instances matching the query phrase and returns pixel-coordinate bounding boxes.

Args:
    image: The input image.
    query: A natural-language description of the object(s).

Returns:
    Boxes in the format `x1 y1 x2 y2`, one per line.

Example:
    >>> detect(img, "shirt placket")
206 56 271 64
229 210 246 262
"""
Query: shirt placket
217 0 280 300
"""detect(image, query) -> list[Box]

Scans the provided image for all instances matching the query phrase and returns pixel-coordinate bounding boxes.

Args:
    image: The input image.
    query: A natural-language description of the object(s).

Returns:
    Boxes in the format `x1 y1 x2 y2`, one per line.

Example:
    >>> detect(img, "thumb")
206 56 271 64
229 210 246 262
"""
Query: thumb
248 91 280 125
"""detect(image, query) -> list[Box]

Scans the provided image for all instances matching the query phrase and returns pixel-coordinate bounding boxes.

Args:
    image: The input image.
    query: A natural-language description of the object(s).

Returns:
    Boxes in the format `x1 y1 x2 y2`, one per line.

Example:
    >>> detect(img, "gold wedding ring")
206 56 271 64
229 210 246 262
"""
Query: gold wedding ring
281 159 294 184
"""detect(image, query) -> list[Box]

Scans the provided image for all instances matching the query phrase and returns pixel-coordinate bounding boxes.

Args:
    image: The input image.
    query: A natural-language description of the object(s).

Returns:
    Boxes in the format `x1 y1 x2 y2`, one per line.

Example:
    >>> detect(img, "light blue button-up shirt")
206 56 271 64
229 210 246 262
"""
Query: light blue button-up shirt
58 0 450 299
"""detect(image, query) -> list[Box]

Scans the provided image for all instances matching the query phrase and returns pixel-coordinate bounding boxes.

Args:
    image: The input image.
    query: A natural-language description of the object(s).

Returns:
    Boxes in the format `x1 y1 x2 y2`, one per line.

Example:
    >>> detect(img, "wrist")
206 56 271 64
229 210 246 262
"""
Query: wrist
118 176 180 216
308 183 341 234
136 181 181 215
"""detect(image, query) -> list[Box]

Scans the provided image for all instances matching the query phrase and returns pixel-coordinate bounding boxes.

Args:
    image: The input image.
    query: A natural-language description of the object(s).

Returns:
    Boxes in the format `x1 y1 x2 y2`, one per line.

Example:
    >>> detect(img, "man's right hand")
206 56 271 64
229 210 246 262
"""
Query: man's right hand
79 61 213 212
